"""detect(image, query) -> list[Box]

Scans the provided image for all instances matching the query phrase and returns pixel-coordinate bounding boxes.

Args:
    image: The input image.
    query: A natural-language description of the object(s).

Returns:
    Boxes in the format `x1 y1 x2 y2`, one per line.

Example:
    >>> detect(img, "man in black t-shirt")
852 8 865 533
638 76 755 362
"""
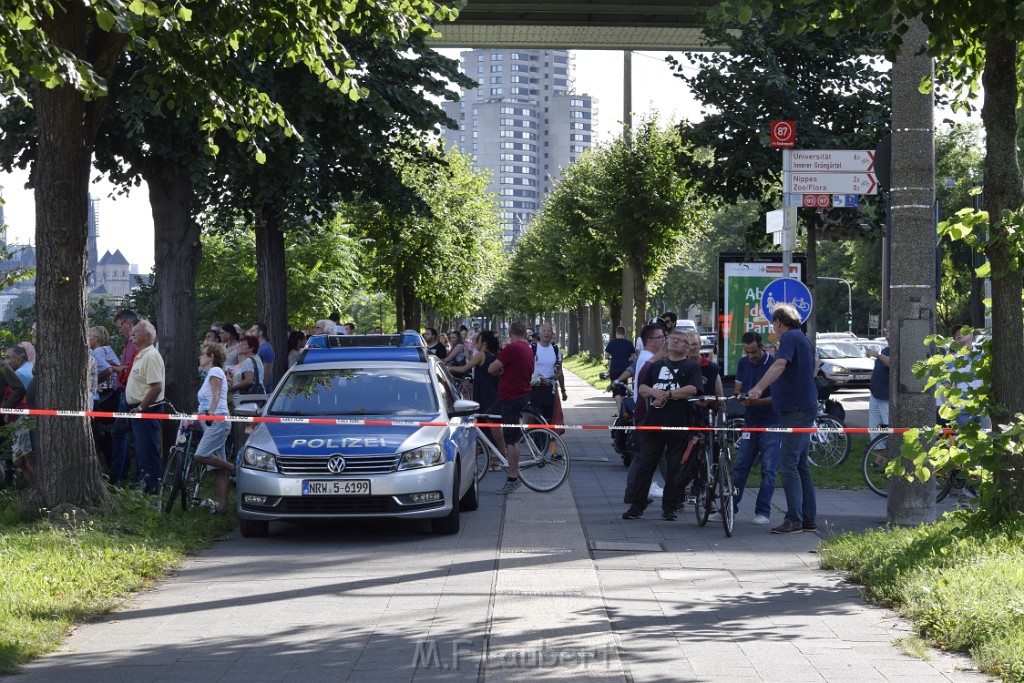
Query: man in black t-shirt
422 328 447 359
623 329 703 522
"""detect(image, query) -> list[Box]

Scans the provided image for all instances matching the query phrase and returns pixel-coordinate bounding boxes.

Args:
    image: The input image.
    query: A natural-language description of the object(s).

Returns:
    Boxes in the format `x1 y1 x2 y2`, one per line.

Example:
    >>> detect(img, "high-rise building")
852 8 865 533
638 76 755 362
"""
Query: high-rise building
441 49 597 247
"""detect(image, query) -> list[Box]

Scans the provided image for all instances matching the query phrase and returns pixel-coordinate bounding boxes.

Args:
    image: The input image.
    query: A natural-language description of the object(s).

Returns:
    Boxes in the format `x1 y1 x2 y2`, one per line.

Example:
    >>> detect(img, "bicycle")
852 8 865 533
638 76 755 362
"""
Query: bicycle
685 395 739 537
158 406 209 513
725 404 849 468
473 409 570 492
862 428 982 501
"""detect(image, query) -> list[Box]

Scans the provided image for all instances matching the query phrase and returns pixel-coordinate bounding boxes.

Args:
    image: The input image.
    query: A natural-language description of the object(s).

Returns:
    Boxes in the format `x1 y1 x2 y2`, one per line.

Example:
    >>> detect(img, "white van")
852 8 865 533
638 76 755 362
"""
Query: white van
674 319 698 333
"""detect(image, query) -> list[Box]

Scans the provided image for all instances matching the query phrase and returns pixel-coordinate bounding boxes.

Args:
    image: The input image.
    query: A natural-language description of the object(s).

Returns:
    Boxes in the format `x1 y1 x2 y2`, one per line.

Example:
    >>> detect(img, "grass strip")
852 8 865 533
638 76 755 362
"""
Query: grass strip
819 511 1024 682
0 487 236 674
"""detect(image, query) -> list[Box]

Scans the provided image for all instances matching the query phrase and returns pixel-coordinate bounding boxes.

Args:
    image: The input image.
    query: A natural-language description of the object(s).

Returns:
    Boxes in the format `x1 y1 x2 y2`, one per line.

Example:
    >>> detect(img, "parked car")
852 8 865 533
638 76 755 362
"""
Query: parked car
850 338 886 357
235 332 480 538
816 341 874 387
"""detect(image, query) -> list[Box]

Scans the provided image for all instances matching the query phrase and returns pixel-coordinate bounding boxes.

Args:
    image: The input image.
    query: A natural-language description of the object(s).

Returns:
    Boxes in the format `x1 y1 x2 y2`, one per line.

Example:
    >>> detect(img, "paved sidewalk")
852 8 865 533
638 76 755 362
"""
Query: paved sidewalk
6 369 989 682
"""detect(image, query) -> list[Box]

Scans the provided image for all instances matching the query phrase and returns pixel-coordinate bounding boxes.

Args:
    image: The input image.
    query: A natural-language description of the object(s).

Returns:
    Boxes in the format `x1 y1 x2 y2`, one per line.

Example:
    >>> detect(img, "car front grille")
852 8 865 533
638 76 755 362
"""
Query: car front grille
276 453 401 476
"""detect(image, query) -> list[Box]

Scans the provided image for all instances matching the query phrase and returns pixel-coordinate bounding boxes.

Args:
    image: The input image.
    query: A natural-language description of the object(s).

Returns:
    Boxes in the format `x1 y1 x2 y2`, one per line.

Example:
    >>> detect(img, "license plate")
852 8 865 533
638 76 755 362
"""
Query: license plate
302 480 371 495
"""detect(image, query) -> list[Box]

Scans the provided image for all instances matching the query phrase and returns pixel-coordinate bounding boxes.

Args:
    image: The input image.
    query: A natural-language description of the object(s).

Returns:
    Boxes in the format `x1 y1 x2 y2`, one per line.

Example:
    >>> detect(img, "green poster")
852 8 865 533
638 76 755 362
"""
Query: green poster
720 262 802 376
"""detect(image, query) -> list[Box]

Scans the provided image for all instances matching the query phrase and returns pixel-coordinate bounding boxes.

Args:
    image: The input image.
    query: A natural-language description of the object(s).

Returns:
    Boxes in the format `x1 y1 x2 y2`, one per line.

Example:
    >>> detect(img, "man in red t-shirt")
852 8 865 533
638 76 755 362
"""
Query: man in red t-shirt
488 321 534 494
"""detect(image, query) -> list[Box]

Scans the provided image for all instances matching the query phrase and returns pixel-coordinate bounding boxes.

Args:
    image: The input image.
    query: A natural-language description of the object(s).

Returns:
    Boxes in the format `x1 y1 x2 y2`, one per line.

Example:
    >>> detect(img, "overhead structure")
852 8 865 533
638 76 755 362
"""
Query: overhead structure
432 0 720 50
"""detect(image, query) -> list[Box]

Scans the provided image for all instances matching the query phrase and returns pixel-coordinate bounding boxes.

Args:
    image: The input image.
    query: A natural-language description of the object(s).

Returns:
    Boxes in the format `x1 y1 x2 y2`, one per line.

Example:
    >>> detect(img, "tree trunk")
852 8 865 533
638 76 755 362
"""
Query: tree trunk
634 260 648 334
887 15 937 525
31 6 125 509
578 303 591 354
590 299 603 358
608 292 622 333
620 268 635 339
568 309 580 356
981 32 1024 516
403 288 419 332
256 205 288 387
149 167 202 414
394 274 405 334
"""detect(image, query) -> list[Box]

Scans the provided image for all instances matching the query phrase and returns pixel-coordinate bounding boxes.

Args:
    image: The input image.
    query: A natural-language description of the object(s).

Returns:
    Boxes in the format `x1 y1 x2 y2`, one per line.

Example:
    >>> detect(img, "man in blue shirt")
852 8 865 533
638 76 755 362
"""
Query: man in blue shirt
605 326 635 413
746 303 818 534
731 332 782 525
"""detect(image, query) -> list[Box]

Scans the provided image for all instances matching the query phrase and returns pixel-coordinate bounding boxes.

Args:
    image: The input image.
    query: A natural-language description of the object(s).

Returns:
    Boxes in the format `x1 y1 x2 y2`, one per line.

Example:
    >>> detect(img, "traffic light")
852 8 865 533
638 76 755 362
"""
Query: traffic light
846 314 853 328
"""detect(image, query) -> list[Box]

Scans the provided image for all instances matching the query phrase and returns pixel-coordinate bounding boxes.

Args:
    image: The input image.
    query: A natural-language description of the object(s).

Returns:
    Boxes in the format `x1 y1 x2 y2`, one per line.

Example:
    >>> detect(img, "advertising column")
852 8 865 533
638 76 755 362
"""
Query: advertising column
719 259 803 377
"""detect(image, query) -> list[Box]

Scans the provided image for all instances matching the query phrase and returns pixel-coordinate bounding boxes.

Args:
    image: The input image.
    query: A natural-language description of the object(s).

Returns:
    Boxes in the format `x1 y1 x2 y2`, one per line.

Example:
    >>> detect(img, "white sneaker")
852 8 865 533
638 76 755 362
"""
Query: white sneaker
752 515 770 525
708 512 722 522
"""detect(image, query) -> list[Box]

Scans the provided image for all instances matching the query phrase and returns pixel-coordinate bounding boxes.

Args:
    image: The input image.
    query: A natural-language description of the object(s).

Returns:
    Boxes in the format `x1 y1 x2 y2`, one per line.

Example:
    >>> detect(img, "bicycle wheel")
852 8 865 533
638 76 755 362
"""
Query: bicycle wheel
694 444 712 527
516 427 570 492
938 467 983 504
862 434 894 496
717 445 735 537
181 450 205 511
724 417 745 451
475 435 493 483
808 416 850 467
159 446 184 513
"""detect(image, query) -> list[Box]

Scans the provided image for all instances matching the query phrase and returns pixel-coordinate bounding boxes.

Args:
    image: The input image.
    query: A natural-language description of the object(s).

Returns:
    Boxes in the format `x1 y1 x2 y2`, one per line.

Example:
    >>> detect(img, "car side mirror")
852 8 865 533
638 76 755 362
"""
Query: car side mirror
451 399 481 417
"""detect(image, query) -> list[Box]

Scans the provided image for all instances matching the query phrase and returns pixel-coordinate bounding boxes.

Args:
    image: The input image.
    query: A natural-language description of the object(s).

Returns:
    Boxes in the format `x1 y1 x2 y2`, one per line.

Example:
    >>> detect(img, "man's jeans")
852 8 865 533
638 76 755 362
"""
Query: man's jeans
110 392 132 485
130 417 163 494
779 407 816 527
731 430 781 519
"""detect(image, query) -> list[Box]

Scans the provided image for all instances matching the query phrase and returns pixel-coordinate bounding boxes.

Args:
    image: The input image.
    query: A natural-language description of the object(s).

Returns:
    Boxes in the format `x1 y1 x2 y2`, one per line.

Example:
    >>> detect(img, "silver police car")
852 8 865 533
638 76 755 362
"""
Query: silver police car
236 333 480 537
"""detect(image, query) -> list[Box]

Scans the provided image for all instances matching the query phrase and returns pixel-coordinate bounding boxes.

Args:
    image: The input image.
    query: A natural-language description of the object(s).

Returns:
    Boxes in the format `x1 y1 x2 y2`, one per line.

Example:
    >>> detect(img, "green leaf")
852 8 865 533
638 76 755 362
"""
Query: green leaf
95 10 115 31
16 15 35 30
128 0 146 15
177 6 192 21
738 6 753 23
975 261 991 278
255 151 267 165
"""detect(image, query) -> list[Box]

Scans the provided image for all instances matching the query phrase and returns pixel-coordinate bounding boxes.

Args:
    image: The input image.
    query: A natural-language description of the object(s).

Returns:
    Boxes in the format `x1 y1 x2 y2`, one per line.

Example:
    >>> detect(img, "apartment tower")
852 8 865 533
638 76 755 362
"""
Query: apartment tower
442 49 597 247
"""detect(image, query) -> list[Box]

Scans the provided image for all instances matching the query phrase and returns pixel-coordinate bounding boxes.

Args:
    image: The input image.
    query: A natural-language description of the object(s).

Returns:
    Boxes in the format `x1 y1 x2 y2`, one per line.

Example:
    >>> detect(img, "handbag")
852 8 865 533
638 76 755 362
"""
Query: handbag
242 358 266 395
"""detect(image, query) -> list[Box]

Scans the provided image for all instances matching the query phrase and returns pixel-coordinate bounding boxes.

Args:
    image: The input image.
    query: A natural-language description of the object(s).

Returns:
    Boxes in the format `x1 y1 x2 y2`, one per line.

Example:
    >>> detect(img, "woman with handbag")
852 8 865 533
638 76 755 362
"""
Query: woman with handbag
230 335 265 394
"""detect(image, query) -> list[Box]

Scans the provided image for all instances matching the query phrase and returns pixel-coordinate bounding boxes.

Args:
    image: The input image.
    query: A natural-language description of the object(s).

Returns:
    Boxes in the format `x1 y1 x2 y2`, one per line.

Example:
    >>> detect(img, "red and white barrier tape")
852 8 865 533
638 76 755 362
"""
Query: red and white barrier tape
0 407 937 434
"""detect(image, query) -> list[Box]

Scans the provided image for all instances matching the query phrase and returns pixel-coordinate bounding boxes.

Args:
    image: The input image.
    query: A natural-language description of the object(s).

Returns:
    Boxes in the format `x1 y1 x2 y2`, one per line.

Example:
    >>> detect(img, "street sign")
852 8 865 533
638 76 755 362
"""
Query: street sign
832 194 860 208
766 207 797 232
783 150 875 173
784 172 878 195
802 194 831 208
770 120 795 148
761 277 813 323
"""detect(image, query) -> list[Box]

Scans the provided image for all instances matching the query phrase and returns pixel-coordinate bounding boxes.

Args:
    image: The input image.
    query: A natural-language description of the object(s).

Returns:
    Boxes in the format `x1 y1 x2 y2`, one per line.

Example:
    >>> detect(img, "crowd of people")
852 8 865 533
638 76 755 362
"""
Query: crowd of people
0 311 574 505
614 306 821 534
3 303 980 524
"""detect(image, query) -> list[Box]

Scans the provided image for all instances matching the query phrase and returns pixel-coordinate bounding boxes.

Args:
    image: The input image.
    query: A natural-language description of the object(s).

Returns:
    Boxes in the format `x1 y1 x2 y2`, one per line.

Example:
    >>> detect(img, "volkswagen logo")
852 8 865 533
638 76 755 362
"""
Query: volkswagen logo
327 455 346 473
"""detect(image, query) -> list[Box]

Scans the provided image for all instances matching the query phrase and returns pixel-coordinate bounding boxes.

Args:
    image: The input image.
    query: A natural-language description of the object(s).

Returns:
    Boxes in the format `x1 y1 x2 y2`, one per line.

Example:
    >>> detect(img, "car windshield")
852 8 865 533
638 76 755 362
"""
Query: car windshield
268 366 438 416
819 343 862 359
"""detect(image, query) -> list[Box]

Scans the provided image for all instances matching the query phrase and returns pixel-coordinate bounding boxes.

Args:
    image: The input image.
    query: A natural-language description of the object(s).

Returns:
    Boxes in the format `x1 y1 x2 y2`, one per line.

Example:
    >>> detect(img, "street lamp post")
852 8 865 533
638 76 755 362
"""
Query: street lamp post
818 276 853 333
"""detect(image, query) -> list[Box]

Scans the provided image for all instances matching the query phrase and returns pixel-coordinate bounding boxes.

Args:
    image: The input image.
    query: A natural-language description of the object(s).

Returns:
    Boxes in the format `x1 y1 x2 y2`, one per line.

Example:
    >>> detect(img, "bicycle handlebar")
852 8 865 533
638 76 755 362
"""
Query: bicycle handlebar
686 395 746 403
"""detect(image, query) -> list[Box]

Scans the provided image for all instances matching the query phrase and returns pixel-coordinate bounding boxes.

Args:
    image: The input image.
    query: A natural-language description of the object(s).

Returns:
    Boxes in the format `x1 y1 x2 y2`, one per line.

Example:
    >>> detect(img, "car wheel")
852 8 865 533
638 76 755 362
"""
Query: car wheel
431 468 461 535
460 465 480 512
239 517 270 538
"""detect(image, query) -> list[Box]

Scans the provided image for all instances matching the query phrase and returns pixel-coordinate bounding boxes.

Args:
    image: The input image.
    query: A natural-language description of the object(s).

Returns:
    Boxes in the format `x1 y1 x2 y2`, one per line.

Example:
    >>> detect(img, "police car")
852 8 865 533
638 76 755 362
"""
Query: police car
235 332 480 537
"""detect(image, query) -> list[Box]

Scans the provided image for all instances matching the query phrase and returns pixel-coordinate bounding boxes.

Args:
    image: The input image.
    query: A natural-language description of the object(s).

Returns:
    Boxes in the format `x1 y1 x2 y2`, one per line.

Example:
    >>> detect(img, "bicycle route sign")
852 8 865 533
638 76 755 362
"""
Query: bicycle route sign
761 277 813 323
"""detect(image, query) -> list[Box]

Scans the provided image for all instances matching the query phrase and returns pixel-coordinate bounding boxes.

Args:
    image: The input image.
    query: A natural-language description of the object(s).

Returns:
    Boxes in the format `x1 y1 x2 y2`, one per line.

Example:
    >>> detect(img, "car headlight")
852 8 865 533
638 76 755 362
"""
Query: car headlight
241 446 278 472
398 444 444 470
827 364 849 375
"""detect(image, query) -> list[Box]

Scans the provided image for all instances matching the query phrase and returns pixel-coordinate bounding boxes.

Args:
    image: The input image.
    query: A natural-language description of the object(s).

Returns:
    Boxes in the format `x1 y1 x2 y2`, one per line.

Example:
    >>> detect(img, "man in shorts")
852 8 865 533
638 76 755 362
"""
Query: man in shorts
488 321 534 495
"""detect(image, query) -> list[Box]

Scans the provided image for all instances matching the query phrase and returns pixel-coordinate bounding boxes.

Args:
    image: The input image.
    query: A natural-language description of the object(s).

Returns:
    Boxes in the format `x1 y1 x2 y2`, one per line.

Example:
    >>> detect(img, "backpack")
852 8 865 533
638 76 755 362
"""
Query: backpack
530 342 561 368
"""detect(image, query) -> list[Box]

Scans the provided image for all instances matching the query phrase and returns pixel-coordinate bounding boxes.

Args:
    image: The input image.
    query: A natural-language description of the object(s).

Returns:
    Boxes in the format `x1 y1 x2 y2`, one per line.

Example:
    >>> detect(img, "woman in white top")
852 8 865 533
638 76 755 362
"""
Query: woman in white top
192 342 234 512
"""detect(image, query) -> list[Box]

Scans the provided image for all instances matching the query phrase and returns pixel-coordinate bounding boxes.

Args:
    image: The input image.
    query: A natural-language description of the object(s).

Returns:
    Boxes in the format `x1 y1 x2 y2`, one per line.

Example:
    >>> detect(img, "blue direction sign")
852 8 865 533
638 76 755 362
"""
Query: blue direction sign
761 277 813 323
